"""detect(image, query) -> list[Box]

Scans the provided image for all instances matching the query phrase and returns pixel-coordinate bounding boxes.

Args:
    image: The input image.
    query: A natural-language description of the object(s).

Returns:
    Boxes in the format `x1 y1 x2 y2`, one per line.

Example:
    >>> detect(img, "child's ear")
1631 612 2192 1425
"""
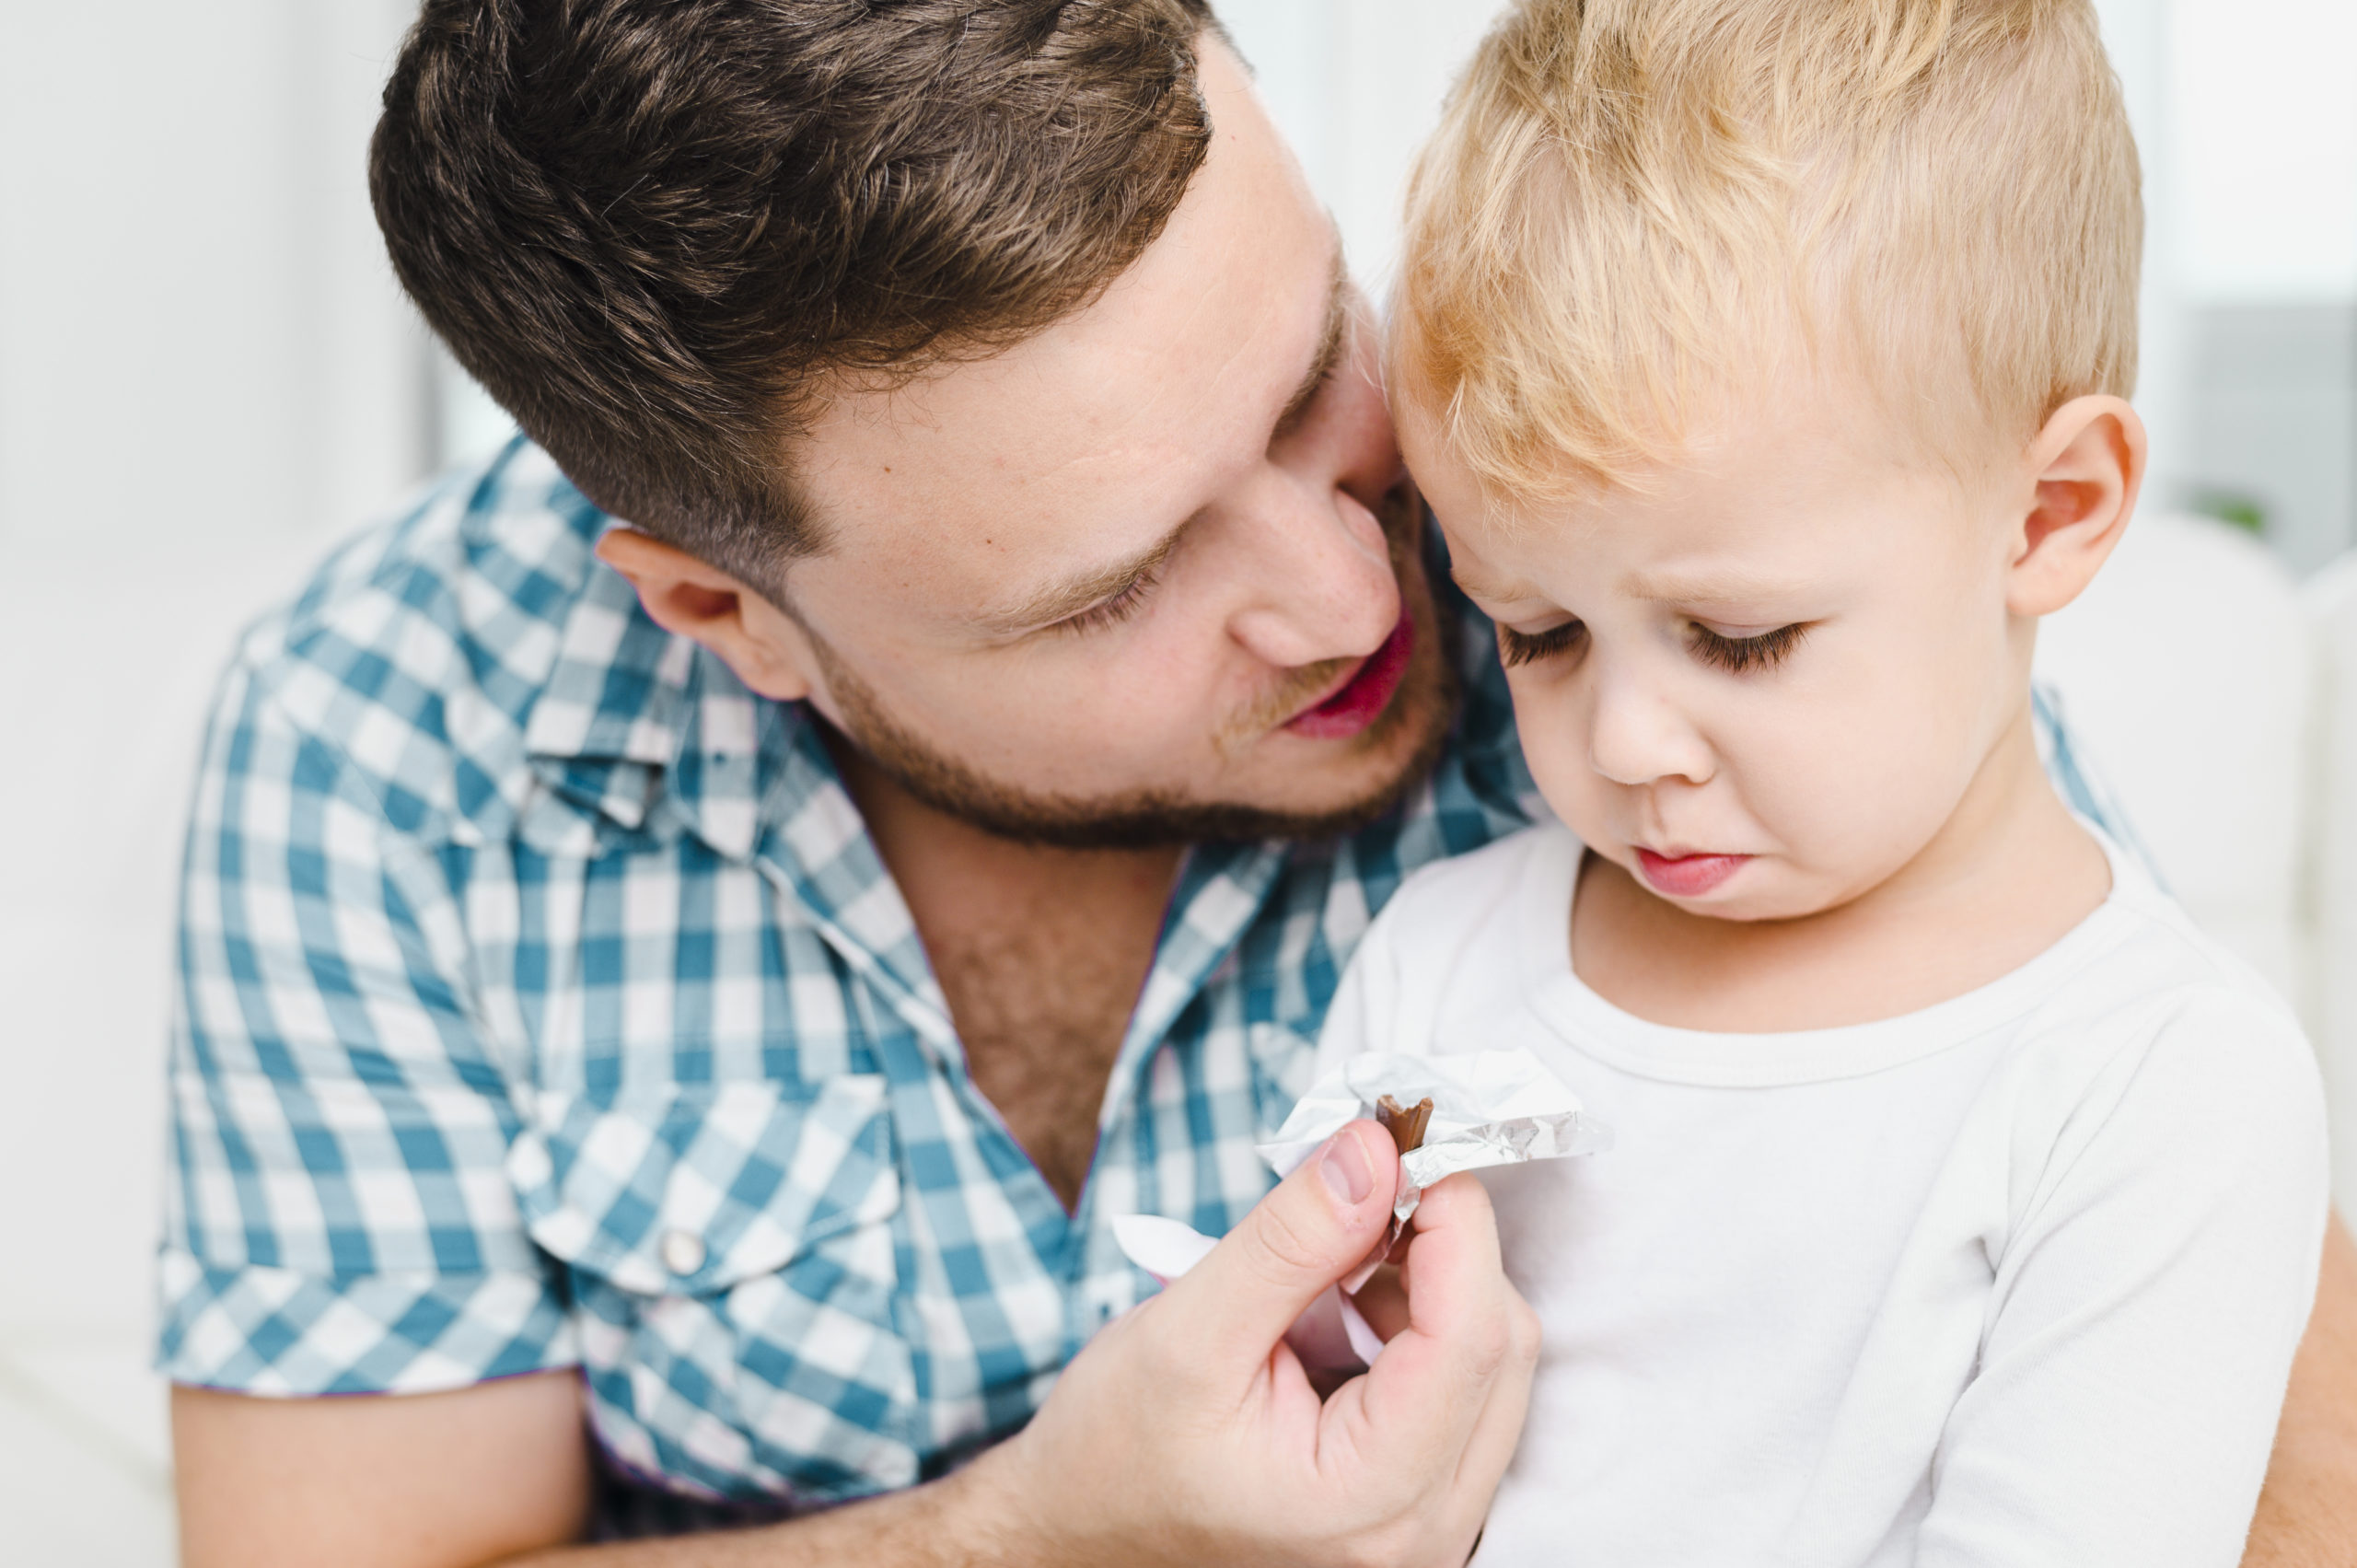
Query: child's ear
2004 394 2146 619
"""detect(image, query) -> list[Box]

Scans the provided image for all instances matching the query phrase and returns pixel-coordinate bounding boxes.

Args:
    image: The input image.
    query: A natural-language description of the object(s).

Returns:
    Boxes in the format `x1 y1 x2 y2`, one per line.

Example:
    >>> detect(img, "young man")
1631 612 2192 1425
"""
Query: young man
160 2 2357 1564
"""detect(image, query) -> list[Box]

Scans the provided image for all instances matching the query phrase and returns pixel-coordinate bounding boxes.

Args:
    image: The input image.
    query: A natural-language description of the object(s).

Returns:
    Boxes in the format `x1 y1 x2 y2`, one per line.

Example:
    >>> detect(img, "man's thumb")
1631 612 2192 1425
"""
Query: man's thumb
1156 1120 1399 1376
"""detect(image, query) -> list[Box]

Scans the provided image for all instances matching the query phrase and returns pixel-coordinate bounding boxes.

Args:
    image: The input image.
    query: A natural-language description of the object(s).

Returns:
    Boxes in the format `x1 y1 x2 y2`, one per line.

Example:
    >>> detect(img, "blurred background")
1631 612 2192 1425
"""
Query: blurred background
0 0 2351 1561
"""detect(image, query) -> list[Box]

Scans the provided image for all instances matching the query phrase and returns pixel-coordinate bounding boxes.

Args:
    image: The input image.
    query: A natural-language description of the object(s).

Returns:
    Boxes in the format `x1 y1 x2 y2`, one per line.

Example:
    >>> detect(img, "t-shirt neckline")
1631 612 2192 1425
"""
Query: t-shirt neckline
1520 821 2146 1087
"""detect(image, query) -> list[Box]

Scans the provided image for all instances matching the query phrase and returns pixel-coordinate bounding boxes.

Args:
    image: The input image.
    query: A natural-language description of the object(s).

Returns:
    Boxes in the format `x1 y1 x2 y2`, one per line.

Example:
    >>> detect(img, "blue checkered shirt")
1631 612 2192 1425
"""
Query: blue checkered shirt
157 439 1539 1521
160 439 2122 1528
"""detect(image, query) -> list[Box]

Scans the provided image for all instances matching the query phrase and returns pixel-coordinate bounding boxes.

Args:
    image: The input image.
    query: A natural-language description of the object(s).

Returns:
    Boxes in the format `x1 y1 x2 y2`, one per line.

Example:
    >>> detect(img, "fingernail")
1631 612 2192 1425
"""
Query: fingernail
1320 1130 1374 1206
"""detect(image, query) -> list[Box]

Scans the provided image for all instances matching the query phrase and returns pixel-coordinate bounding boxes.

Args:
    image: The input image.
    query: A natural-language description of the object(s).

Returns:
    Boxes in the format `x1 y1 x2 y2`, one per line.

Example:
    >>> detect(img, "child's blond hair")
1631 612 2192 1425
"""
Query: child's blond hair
1394 0 2141 500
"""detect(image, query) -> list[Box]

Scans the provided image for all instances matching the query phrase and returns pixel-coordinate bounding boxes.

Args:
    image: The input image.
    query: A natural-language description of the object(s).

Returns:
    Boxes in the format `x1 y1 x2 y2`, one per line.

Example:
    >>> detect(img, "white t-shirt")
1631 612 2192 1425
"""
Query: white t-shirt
1319 822 2328 1568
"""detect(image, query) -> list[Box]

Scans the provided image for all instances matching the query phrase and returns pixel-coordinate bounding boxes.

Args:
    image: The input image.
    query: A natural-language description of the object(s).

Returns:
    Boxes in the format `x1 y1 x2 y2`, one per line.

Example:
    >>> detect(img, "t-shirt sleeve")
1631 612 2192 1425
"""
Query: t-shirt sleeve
1914 990 2329 1567
157 659 575 1396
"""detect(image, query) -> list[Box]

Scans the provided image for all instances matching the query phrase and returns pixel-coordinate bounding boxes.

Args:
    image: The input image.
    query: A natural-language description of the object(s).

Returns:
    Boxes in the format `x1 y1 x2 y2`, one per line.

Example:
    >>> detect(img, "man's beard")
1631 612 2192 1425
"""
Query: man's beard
809 495 1461 851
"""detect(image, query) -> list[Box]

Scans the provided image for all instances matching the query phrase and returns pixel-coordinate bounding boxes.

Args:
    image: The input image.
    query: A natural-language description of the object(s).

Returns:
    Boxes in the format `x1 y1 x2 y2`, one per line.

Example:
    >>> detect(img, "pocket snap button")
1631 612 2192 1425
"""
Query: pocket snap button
660 1228 708 1277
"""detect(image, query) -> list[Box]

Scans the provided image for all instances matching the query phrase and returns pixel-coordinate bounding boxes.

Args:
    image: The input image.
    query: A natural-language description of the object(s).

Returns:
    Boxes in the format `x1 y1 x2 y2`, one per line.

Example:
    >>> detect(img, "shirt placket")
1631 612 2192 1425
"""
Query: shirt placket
749 719 1080 1465
1064 840 1293 1338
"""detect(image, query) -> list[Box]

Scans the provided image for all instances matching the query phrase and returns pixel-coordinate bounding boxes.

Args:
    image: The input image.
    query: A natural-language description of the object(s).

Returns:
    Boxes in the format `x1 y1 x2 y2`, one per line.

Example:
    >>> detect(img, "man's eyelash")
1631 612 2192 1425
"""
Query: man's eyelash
1051 562 1164 636
1689 622 1807 672
1498 621 1588 668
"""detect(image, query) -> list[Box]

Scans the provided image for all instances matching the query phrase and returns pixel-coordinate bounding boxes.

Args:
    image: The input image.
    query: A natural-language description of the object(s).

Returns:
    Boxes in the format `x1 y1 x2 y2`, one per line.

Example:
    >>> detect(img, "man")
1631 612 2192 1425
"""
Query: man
162 2 2357 1563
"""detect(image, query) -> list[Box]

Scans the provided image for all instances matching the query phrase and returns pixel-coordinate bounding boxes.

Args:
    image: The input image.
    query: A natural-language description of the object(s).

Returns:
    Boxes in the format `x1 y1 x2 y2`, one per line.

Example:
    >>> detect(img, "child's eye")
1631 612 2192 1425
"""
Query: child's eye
1499 620 1588 668
1689 621 1807 673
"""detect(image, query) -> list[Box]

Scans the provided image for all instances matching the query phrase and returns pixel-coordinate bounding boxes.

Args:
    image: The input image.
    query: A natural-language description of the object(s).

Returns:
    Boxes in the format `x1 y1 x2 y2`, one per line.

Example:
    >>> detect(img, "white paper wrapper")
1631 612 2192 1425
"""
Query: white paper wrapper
1111 1049 1607 1368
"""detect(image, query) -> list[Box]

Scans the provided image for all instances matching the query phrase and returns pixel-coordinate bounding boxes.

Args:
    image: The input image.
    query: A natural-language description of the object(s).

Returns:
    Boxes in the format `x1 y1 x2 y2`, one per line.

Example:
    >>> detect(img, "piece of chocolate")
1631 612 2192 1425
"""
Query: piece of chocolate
1376 1094 1434 1156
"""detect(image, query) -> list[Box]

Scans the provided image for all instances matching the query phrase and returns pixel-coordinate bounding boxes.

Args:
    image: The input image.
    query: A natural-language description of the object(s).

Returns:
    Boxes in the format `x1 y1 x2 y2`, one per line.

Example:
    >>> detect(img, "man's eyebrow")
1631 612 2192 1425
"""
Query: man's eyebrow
982 522 1189 635
982 246 1348 638
1271 247 1351 443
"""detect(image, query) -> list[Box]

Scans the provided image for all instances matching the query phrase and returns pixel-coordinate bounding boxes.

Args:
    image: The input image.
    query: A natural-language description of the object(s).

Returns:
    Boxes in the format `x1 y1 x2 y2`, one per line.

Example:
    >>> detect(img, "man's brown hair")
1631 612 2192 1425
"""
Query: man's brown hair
371 0 1219 587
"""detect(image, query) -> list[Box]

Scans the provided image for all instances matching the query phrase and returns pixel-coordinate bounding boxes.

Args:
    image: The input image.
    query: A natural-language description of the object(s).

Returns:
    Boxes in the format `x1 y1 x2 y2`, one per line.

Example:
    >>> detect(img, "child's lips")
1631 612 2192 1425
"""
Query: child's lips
1634 848 1753 898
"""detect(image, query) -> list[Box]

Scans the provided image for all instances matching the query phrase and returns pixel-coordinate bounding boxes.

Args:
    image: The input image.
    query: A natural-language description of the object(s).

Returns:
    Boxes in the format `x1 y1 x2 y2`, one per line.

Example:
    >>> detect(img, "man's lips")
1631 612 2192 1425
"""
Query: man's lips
1634 848 1752 898
1284 609 1415 741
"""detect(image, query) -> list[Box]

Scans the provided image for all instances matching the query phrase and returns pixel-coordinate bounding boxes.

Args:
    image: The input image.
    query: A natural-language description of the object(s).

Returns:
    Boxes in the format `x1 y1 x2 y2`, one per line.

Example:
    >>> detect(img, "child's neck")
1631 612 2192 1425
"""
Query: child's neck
1569 710 2114 1034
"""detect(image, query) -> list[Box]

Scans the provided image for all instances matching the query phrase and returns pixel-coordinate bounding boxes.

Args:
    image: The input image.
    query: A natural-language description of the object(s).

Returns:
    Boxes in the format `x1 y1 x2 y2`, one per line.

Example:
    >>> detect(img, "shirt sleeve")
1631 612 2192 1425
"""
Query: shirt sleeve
1914 990 2329 1568
157 657 575 1396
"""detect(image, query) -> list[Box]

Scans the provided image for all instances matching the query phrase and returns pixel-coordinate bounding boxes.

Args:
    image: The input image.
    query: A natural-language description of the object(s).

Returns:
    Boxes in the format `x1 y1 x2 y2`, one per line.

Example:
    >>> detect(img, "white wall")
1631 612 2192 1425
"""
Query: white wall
2093 0 2194 508
1222 0 1517 295
2174 0 2357 304
0 0 427 566
2168 0 2357 570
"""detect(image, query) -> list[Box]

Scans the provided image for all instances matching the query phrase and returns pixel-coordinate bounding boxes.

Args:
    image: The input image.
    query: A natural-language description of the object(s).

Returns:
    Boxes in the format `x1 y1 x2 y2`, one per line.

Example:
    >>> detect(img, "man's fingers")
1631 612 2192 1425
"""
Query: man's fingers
1349 1263 1410 1342
1452 1298 1539 1495
1354 1173 1525 1452
1157 1121 1400 1381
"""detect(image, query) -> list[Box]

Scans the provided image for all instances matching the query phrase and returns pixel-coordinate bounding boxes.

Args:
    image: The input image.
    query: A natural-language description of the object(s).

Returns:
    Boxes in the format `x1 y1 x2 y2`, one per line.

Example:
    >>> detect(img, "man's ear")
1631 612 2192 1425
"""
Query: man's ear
594 528 819 703
2005 393 2146 619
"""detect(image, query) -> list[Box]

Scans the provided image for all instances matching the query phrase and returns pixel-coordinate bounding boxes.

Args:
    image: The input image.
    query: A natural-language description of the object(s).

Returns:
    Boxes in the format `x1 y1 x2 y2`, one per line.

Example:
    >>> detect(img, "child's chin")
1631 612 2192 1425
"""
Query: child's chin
1662 877 1833 924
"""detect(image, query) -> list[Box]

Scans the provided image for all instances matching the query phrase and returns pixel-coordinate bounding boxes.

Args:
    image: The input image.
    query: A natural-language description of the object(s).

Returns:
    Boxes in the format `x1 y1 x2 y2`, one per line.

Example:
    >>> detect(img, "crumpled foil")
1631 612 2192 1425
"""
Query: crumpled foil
1259 1049 1612 1228
1112 1048 1606 1368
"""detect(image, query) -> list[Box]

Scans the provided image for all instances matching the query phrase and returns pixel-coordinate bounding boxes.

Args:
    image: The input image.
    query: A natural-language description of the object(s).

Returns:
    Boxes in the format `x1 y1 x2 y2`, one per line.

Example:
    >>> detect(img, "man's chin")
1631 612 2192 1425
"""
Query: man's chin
826 652 1460 852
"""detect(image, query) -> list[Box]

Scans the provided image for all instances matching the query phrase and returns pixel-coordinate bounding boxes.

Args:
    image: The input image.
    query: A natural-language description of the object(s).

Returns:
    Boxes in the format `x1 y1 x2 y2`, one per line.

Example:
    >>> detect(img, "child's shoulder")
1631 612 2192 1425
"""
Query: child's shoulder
2073 853 2305 1041
1327 822 1583 1067
1374 819 1581 949
2006 857 2322 1156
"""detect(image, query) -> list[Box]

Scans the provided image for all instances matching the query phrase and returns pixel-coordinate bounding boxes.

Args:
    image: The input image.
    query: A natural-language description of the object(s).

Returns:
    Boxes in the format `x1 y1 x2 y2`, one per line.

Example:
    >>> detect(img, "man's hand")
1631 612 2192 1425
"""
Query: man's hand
175 1119 1537 1567
976 1119 1540 1568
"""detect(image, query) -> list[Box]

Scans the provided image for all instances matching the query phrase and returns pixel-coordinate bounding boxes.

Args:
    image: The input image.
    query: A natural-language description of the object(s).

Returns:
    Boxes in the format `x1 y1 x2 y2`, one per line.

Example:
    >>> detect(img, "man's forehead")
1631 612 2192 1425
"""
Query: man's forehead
807 238 1338 500
793 44 1341 610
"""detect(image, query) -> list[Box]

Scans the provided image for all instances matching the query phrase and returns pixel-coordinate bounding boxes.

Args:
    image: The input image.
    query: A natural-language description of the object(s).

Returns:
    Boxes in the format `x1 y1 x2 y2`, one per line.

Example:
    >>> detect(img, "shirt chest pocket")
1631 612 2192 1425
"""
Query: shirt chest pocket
507 1075 920 1504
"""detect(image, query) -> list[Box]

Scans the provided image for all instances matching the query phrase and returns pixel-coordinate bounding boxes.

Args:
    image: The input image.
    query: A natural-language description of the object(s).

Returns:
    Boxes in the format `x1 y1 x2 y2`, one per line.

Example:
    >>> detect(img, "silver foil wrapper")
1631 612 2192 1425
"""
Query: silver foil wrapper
1113 1049 1608 1368
1258 1049 1611 1227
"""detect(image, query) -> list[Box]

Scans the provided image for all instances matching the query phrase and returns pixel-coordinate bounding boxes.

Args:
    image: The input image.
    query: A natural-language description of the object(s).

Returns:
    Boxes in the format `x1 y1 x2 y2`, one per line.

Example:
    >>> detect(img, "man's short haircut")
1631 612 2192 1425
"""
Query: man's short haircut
371 0 1219 586
1394 0 2142 501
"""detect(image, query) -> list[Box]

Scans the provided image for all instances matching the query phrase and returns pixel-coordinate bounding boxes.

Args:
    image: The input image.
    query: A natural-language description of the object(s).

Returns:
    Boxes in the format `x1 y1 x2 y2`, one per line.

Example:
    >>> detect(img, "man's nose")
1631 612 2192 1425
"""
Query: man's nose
1586 663 1715 788
1224 473 1400 669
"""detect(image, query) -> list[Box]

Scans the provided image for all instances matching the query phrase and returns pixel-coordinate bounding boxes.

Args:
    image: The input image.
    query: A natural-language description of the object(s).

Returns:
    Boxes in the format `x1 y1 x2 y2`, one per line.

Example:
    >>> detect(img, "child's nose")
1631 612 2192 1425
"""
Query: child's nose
1586 668 1715 788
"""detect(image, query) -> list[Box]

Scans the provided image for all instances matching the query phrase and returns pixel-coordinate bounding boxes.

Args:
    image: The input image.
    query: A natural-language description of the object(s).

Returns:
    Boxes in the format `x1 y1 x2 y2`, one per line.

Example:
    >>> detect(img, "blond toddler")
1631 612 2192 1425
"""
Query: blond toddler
1322 2 2332 1562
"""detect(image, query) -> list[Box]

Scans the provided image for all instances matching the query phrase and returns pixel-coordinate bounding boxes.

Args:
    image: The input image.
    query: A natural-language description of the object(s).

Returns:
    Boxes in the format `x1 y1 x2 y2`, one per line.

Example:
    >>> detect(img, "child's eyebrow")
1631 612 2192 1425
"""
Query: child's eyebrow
1449 563 1544 603
1622 565 1813 606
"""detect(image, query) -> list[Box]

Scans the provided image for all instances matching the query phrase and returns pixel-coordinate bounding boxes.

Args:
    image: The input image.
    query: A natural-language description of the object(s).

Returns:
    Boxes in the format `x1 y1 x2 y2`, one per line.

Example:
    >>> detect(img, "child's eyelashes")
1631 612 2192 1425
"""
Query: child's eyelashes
1497 616 1810 673
1499 620 1589 668
1689 621 1808 673
1499 612 1810 669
